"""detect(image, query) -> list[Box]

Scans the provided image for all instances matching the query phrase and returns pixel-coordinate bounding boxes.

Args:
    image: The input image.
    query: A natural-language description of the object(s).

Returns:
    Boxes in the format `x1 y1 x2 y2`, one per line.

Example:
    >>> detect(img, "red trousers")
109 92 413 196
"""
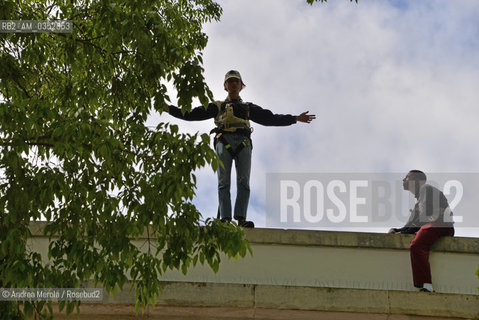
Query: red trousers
409 223 454 287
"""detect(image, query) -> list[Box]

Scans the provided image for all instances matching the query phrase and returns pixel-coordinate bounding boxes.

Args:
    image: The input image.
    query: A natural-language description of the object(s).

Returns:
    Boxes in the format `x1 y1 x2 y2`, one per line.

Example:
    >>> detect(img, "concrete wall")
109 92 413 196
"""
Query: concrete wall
27 223 479 318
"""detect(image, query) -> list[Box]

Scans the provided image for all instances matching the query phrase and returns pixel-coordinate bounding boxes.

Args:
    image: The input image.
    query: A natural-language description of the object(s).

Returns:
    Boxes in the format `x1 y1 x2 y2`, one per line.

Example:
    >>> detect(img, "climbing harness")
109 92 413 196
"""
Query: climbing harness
210 100 253 159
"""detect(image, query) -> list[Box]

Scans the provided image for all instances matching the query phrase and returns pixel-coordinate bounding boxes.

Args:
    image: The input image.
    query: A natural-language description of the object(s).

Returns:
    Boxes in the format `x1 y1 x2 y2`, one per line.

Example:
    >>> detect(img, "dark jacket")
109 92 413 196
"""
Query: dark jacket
168 98 297 128
395 184 454 234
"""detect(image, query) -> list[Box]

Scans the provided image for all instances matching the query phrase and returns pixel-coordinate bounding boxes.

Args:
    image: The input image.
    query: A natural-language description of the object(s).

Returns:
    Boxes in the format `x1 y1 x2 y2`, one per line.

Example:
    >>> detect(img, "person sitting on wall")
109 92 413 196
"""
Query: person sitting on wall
389 170 454 292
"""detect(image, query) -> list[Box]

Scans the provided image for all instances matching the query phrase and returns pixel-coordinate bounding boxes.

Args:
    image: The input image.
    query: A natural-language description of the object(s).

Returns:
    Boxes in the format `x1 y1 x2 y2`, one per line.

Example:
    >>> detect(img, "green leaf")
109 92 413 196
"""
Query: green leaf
66 301 75 315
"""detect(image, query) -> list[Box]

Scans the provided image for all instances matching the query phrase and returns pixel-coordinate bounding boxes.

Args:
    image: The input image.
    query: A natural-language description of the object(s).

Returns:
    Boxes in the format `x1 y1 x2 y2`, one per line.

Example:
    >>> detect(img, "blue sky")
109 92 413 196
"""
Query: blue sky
154 0 479 237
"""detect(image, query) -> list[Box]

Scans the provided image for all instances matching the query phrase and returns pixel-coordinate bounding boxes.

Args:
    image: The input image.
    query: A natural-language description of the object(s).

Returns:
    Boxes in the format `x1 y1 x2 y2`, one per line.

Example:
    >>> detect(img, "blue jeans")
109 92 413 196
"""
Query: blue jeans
215 133 252 220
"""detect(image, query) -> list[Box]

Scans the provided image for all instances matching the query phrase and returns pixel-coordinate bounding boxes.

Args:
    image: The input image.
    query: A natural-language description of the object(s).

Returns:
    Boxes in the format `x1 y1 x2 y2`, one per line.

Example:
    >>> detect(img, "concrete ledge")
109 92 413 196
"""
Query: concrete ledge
254 284 479 318
28 223 479 295
255 285 389 314
157 282 254 308
27 223 479 317
244 228 479 253
54 282 479 319
100 282 255 307
29 222 479 254
388 290 479 318
52 305 468 320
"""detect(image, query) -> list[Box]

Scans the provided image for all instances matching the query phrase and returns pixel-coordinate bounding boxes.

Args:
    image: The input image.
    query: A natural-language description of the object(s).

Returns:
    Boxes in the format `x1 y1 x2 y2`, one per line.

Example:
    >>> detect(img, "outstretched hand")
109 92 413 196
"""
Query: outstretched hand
296 111 316 123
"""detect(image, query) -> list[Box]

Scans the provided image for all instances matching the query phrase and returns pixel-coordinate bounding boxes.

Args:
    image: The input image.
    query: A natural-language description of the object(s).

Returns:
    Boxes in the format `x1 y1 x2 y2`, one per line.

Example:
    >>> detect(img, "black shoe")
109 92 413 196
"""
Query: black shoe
220 217 232 223
237 219 254 228
419 288 434 292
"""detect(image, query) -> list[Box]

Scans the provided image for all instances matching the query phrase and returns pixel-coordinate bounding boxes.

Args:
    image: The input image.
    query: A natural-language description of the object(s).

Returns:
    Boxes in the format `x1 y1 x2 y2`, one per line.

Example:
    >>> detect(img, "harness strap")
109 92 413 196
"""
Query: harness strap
216 133 249 159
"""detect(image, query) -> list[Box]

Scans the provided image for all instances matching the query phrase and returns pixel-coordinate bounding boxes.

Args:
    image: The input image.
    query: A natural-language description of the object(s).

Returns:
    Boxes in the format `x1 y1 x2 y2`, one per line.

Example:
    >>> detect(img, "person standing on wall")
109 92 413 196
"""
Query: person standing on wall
166 70 316 228
389 170 454 292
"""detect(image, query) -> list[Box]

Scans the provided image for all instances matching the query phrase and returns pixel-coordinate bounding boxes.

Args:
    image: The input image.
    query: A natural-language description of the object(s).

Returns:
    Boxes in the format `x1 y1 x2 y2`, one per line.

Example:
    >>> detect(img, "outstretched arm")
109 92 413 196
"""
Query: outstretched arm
165 103 218 121
249 105 316 126
296 111 316 123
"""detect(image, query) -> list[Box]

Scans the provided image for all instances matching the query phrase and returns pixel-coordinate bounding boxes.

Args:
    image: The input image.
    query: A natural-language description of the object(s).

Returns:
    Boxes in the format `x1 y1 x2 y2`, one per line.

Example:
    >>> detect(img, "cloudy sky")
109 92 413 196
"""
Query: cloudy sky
154 0 479 237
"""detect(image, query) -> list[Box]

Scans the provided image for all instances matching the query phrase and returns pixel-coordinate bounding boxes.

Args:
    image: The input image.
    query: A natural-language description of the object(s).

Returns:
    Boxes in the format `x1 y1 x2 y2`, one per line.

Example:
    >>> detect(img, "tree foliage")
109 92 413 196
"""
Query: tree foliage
0 0 251 318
